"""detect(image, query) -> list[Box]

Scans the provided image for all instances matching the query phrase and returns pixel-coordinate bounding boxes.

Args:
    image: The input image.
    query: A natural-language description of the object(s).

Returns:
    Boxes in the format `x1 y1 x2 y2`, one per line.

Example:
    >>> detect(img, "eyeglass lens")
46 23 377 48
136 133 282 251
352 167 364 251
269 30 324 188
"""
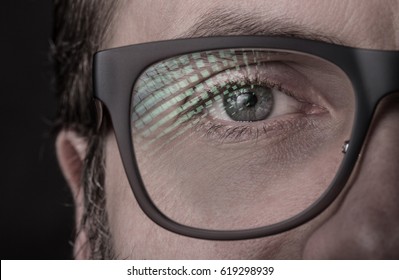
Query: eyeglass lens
130 48 355 230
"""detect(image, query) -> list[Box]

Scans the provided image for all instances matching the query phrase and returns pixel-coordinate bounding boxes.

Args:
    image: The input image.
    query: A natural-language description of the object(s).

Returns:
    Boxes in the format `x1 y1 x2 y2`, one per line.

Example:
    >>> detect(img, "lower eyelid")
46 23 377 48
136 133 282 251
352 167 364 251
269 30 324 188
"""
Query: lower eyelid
190 111 328 145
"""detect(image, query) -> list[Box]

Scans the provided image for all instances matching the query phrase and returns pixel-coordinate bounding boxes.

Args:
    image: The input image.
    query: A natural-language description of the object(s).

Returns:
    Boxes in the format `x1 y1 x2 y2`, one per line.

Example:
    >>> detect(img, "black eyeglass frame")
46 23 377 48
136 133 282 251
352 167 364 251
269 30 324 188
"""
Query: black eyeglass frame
93 36 399 240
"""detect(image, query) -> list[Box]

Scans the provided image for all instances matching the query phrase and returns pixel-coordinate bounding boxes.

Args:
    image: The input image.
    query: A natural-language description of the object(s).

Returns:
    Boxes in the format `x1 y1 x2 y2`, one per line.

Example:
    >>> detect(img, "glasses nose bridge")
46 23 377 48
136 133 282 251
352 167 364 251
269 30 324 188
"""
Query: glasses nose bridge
355 50 399 105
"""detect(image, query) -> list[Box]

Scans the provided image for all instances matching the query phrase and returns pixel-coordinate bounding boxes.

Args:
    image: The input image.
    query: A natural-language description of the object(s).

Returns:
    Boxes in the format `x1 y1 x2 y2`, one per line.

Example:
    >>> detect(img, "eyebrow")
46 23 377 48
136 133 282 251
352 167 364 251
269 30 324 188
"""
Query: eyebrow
177 7 346 46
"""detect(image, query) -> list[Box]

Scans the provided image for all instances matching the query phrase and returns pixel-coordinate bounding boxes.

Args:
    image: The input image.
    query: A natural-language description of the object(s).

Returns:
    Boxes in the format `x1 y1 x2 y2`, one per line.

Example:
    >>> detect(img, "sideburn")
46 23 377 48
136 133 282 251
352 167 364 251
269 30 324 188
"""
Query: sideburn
79 132 115 259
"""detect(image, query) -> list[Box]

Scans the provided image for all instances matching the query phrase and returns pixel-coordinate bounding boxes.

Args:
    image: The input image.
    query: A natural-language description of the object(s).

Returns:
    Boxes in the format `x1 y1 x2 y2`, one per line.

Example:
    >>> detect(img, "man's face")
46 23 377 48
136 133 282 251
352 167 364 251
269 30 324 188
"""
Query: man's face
71 0 399 259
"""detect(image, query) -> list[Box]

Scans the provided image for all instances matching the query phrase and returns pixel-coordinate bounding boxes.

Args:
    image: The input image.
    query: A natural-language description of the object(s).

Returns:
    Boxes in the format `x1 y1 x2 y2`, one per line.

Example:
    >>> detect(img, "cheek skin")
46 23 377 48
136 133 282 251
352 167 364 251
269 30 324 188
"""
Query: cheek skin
104 132 339 259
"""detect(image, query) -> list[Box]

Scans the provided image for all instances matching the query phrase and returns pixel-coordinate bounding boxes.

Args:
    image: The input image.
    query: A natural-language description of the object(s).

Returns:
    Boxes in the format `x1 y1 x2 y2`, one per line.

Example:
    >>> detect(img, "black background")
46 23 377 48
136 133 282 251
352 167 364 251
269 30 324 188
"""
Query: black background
1 1 74 259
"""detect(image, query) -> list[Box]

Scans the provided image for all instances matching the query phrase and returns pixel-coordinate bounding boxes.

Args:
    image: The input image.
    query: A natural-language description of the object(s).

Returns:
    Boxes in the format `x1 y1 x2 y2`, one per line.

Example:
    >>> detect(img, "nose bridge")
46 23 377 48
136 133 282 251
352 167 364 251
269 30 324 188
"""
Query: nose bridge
303 94 399 259
346 94 399 257
355 93 399 190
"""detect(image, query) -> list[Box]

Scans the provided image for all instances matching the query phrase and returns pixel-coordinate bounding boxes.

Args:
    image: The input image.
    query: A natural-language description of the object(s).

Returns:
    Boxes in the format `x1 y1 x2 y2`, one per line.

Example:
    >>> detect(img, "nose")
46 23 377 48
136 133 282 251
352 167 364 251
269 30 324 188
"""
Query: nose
303 93 399 259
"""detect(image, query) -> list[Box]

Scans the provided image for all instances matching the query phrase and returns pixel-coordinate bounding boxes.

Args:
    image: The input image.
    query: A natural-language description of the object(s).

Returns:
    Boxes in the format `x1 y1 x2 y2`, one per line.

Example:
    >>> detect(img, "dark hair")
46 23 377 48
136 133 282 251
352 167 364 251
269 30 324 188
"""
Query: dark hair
52 0 121 259
52 0 119 135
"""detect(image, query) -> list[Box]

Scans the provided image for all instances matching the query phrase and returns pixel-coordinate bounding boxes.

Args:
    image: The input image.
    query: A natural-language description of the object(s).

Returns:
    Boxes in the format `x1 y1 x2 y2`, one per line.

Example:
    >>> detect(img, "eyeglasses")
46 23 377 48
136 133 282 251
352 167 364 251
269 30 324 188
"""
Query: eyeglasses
93 36 399 240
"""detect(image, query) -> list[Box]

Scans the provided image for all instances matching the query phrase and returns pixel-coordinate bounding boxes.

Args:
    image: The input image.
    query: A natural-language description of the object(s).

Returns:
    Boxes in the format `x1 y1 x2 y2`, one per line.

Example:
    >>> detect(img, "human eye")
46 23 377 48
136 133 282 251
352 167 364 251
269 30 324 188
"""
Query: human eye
203 70 317 122
167 50 328 144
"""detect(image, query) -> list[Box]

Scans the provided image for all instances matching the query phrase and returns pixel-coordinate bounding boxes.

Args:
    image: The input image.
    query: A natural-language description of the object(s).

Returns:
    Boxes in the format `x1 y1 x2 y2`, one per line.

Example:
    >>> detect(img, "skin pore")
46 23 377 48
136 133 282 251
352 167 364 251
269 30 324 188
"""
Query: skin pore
58 0 399 259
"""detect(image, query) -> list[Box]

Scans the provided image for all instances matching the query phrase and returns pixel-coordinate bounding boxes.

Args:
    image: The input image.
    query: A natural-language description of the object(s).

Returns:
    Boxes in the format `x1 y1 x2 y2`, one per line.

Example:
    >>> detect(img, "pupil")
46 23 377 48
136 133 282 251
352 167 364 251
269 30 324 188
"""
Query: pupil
236 92 257 108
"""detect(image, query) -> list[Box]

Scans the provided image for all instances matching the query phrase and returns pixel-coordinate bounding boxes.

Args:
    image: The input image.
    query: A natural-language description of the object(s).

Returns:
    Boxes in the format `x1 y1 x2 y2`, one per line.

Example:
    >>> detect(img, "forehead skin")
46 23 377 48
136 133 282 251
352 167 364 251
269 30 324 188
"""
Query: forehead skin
102 0 399 259
108 0 399 50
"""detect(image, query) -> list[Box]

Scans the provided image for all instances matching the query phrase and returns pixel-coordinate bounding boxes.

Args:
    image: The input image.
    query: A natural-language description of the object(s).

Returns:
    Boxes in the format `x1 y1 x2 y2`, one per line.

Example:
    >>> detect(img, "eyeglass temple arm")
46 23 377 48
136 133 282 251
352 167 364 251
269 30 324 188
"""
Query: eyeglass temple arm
94 99 103 132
